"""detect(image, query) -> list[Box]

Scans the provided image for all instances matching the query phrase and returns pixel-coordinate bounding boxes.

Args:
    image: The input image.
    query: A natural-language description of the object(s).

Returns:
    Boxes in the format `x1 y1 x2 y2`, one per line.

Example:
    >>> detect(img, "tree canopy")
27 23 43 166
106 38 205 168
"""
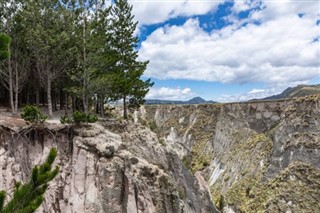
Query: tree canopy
0 0 153 118
0 33 11 60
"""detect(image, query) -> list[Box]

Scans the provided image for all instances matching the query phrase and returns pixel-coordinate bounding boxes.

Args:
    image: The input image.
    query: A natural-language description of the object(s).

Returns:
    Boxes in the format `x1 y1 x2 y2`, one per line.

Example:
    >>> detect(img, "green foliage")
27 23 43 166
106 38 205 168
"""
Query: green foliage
110 0 153 118
0 191 5 212
86 114 98 123
1 0 153 119
0 148 59 213
158 138 166 146
218 194 225 211
148 120 158 132
0 33 11 60
21 105 48 124
60 115 72 124
178 187 186 200
181 156 191 170
60 111 98 125
72 111 87 124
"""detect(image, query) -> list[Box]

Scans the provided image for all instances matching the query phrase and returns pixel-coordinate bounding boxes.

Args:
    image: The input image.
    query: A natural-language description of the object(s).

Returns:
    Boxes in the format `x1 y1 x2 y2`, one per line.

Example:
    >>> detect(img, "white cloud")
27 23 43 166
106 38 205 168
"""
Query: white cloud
218 87 279 102
139 1 320 87
248 89 265 94
129 0 222 26
146 87 194 100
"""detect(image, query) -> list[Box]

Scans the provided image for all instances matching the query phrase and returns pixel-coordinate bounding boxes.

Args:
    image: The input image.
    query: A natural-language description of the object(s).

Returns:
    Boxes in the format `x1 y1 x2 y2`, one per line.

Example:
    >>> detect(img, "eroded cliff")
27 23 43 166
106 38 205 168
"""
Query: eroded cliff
0 120 217 213
138 95 320 212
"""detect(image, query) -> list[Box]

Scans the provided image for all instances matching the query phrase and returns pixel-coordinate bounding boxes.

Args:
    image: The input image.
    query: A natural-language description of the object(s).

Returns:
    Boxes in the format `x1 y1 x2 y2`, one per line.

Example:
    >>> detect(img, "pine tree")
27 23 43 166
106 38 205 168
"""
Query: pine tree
0 148 59 213
111 0 153 119
0 33 11 60
1 0 32 115
23 0 73 117
66 0 110 114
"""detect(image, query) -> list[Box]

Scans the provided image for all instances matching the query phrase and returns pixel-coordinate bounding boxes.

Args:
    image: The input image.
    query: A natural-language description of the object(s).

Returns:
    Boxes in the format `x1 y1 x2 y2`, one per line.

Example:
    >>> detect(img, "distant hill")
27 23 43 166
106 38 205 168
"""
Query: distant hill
261 84 320 100
145 96 216 105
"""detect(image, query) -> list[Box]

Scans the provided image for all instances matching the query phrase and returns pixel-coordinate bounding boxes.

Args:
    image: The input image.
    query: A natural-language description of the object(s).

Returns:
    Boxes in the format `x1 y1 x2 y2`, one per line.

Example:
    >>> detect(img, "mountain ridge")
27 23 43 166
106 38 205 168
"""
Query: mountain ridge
260 84 320 100
145 96 217 105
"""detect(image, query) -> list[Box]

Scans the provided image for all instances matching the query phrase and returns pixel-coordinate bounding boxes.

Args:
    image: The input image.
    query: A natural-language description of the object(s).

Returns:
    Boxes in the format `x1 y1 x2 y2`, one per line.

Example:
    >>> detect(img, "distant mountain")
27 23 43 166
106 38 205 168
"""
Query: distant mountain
261 84 320 101
145 96 216 105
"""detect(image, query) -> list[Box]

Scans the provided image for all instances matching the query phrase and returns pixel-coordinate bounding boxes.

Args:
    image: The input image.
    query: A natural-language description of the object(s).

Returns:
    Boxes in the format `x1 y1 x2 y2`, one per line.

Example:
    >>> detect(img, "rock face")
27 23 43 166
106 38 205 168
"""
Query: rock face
0 122 217 213
138 95 320 212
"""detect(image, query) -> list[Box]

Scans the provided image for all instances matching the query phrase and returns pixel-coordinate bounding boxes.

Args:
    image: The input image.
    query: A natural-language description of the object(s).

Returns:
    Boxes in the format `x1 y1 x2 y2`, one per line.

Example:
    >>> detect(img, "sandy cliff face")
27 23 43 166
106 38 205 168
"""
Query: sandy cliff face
0 121 217 213
139 95 320 212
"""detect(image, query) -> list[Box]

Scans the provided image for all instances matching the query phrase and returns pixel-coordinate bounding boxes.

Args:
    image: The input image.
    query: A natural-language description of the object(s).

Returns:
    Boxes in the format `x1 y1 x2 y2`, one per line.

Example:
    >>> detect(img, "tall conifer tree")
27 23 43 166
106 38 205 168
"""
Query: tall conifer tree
111 0 153 119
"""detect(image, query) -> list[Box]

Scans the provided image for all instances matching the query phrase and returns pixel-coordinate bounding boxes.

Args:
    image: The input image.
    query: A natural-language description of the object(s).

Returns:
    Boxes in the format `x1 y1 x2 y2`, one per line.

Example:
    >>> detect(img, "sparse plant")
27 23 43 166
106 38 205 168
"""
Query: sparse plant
159 138 166 146
218 194 225 211
148 120 157 132
21 105 48 124
138 117 147 126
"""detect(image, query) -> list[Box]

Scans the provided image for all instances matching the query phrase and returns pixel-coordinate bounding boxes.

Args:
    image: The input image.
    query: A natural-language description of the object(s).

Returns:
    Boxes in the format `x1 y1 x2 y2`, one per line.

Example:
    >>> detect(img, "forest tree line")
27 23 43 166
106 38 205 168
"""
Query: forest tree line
0 0 153 119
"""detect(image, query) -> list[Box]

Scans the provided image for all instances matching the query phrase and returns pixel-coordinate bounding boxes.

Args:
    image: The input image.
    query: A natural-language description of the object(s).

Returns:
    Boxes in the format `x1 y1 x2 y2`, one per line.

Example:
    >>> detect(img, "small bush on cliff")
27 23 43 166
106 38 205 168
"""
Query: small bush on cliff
0 148 59 213
21 105 48 124
60 111 98 125
72 111 87 124
86 114 98 123
60 115 72 124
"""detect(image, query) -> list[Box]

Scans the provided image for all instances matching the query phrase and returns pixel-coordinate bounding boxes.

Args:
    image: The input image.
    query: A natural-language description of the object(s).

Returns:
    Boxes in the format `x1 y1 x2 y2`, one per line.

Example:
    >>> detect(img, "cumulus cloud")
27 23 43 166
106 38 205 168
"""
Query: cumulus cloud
129 0 221 26
146 87 194 100
139 1 320 86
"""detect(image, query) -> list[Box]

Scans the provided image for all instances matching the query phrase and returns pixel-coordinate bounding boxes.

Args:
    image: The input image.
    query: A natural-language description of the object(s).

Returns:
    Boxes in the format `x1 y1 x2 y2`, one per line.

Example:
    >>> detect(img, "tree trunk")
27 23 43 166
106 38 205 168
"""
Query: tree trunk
52 90 57 111
36 87 40 106
123 96 127 119
60 89 64 110
100 96 105 118
64 94 68 115
72 96 75 112
47 77 53 118
42 89 46 106
14 66 19 113
8 58 16 115
83 95 88 114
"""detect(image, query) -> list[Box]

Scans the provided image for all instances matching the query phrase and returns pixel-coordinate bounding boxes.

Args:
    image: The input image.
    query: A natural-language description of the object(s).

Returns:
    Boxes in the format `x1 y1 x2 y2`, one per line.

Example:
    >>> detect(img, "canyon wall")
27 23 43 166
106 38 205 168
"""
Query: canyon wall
0 121 216 213
138 95 320 212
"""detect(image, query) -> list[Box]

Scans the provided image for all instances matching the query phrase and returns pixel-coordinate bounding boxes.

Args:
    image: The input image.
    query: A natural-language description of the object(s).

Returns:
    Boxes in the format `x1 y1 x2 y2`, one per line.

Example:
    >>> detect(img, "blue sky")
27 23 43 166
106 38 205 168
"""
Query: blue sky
130 0 320 102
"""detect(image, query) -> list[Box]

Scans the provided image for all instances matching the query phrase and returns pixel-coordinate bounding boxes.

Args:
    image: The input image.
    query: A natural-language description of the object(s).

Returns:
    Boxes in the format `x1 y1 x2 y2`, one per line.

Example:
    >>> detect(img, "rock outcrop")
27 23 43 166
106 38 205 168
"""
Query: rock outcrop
138 95 320 212
0 121 217 213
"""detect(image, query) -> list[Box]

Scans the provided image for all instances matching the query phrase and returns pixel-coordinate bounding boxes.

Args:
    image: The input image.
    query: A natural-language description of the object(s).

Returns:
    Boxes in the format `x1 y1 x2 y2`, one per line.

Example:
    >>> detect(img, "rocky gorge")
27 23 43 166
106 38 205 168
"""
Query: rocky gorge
137 95 320 212
0 95 319 213
0 120 216 212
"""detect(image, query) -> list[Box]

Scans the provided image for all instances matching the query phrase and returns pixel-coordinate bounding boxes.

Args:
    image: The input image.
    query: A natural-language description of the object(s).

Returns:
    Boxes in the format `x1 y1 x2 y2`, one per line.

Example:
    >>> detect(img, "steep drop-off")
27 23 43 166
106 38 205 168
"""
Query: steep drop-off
0 121 216 213
138 95 320 212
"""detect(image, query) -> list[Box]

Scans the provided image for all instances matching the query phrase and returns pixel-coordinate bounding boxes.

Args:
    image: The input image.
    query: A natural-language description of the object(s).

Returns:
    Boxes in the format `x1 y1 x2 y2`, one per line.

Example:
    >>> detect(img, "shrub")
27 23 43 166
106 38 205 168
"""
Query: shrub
60 115 72 124
72 111 87 124
21 105 47 124
60 111 98 125
86 114 98 123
